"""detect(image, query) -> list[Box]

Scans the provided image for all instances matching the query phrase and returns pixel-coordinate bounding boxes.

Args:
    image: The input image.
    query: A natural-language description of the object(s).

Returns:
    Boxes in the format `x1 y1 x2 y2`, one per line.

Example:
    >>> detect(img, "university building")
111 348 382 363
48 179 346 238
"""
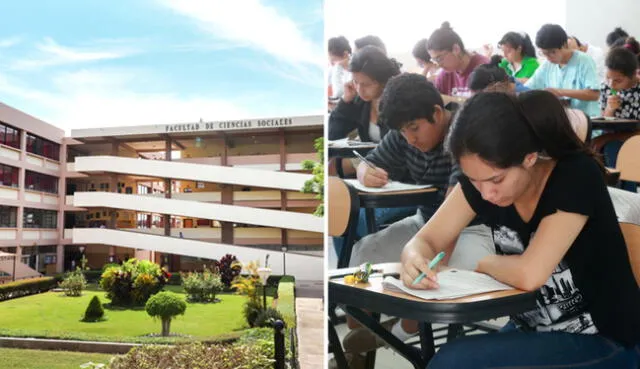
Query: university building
0 102 324 281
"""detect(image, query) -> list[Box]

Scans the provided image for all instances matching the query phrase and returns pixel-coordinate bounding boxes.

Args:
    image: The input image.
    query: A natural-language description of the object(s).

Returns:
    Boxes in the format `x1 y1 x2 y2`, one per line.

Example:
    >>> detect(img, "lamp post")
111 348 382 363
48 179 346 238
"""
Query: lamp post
281 246 287 275
257 265 272 310
78 246 85 270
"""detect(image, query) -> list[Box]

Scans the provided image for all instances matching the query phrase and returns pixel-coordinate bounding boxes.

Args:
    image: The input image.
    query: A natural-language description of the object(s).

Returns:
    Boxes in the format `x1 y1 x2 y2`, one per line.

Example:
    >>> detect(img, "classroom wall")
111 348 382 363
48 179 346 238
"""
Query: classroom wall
565 0 640 49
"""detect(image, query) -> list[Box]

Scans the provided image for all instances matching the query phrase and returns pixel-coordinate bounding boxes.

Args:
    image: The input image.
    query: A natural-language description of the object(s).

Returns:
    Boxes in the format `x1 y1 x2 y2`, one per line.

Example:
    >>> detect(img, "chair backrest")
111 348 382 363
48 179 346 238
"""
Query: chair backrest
565 108 591 143
328 177 357 237
618 222 640 286
616 135 640 182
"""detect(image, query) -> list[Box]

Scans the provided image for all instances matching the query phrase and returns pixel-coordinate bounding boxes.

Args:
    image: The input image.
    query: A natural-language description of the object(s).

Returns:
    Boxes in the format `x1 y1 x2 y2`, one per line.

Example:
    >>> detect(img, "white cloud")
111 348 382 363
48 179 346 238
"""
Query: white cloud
0 69 250 133
10 37 138 70
0 36 21 48
158 0 323 67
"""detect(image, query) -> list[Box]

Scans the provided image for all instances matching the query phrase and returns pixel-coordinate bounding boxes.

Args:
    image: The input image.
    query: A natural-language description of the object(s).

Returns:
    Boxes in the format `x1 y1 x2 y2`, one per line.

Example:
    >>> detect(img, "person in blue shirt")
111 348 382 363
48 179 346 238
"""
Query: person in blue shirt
525 24 600 117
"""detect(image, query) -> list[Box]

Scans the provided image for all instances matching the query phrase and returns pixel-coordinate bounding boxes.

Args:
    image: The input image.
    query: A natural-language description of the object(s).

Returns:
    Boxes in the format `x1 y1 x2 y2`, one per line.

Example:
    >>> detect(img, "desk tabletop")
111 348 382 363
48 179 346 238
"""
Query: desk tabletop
329 264 537 324
357 186 438 196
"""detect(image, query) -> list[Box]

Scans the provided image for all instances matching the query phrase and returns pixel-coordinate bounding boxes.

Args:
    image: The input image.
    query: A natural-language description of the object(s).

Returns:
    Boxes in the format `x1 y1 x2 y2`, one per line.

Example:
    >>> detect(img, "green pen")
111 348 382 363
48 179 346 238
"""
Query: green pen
611 89 617 96
412 251 446 285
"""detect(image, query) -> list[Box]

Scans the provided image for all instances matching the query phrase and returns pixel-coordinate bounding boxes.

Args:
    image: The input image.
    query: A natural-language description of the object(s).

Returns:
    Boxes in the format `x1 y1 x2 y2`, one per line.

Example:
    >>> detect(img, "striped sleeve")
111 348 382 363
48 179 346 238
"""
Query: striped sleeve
365 131 407 180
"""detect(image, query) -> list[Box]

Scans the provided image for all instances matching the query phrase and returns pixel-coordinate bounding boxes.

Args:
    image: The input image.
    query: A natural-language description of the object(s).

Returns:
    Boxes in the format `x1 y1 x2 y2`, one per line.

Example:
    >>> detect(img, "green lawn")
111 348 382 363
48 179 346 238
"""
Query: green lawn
0 285 270 343
0 348 115 369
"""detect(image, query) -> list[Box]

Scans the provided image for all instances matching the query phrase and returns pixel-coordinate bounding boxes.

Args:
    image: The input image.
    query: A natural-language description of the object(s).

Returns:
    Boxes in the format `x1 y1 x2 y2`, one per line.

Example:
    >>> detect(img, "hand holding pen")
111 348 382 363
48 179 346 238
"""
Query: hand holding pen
353 150 389 187
401 251 445 289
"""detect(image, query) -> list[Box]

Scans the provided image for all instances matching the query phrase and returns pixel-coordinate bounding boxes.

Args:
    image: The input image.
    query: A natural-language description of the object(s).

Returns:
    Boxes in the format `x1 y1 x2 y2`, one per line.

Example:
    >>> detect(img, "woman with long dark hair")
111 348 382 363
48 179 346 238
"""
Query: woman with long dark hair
401 91 640 368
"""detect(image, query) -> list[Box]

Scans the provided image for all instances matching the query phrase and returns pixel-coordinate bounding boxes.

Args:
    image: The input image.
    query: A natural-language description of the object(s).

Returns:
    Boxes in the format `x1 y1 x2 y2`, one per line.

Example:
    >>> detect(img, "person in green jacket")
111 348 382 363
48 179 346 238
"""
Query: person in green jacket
498 32 540 83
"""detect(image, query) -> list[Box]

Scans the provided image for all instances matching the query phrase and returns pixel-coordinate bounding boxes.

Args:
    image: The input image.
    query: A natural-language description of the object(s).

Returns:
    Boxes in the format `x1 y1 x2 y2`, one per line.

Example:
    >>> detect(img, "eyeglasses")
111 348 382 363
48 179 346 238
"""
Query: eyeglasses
431 51 450 65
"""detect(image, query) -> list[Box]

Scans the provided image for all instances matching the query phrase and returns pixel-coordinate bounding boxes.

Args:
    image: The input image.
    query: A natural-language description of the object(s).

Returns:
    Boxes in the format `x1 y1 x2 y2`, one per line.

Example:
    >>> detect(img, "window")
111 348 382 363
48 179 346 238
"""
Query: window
0 206 17 227
26 133 60 161
0 122 20 149
0 164 19 187
25 171 58 194
23 208 57 229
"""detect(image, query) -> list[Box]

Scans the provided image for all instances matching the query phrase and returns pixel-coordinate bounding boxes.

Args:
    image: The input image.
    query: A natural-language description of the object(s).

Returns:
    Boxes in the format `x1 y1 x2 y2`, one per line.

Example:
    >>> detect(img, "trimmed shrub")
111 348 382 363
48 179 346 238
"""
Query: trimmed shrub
181 268 224 302
60 269 87 297
277 276 296 329
108 342 273 369
145 291 187 336
0 277 57 302
215 254 241 289
254 307 284 328
83 295 105 322
99 259 169 306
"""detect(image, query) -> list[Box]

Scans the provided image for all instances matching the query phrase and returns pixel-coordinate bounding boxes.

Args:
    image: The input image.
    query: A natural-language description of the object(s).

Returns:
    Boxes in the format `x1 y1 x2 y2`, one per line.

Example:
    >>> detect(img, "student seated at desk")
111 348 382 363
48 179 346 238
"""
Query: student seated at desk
525 24 600 117
412 38 440 81
497 31 540 83
597 44 640 191
338 74 495 359
328 46 415 254
328 45 400 177
327 35 352 103
468 56 529 94
427 21 489 96
401 91 640 369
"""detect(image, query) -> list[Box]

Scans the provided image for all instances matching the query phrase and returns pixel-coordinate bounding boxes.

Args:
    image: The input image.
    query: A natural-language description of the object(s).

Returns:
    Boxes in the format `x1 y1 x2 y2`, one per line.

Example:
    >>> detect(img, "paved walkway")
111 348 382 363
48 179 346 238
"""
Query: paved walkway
296 280 323 369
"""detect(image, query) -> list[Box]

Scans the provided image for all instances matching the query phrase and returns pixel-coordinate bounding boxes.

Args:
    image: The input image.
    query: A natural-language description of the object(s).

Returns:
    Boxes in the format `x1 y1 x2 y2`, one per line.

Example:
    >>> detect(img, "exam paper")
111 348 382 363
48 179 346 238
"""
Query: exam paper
344 179 433 193
382 269 513 300
328 138 377 148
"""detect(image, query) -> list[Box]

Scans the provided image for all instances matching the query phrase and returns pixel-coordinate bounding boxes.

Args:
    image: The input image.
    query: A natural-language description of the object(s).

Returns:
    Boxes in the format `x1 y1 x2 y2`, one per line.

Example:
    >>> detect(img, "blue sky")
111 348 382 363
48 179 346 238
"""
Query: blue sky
0 0 324 132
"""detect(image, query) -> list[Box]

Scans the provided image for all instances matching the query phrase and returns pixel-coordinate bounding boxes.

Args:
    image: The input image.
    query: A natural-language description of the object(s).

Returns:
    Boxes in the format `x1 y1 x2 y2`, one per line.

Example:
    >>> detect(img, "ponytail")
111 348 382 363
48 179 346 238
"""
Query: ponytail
446 91 602 173
498 32 536 58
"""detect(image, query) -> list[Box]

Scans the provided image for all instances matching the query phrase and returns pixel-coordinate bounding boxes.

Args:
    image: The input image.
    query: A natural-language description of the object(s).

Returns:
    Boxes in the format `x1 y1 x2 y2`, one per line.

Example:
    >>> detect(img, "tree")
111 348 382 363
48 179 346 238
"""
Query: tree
145 291 187 336
83 295 105 322
301 137 324 216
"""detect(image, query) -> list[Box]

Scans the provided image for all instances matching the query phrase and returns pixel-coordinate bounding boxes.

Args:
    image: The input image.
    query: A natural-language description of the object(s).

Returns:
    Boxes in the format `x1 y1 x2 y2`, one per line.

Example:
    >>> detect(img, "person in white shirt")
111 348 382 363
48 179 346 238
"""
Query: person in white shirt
328 36 352 101
568 35 606 83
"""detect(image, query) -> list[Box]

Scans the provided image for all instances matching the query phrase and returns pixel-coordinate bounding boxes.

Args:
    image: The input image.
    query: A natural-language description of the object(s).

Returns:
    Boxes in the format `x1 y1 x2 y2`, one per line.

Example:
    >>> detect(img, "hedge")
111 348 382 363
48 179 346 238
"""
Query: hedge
0 277 57 302
276 276 295 329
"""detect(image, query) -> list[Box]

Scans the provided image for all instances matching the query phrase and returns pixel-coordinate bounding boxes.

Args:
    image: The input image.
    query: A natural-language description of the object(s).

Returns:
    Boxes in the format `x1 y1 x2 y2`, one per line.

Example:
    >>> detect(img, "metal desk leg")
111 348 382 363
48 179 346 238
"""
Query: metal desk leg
446 323 464 342
343 305 426 369
328 317 349 369
364 312 380 369
365 208 377 234
418 322 436 366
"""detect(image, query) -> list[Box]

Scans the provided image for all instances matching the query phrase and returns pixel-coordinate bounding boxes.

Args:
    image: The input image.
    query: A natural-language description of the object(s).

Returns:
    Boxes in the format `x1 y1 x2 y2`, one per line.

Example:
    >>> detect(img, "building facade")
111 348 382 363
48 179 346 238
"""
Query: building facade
0 102 324 281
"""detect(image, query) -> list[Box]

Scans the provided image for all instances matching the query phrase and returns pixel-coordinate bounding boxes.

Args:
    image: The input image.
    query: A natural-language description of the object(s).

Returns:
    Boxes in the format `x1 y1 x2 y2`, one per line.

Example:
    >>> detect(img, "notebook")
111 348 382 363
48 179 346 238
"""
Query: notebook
344 179 433 193
382 269 514 300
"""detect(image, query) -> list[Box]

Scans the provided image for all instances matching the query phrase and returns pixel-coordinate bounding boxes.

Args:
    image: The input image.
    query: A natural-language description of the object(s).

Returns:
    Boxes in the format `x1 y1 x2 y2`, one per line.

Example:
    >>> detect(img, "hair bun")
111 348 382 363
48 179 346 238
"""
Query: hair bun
441 21 451 30
490 54 503 66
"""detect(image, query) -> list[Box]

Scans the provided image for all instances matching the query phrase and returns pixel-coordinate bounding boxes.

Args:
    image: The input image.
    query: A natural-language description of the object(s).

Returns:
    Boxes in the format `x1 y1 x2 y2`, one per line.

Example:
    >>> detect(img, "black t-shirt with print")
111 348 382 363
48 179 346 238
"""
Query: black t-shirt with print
600 82 640 119
459 153 640 347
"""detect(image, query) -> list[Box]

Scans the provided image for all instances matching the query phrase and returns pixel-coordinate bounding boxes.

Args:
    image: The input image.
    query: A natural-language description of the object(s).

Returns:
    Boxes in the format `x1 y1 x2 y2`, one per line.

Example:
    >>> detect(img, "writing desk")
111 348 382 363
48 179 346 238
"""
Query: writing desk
328 143 377 159
328 263 537 369
354 186 438 234
591 118 640 131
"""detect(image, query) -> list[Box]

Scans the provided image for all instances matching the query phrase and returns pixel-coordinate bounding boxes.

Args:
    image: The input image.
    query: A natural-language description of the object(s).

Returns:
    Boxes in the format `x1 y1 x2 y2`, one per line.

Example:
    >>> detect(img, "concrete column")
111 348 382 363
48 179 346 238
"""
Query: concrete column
109 141 119 229
279 129 288 248
221 185 234 244
220 134 233 244
55 140 68 273
15 130 27 261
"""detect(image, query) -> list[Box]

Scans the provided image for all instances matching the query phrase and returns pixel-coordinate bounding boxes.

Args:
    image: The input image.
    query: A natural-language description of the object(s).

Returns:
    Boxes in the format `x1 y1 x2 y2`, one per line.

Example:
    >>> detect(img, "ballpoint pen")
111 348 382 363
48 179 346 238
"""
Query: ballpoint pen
352 150 376 170
412 251 446 285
